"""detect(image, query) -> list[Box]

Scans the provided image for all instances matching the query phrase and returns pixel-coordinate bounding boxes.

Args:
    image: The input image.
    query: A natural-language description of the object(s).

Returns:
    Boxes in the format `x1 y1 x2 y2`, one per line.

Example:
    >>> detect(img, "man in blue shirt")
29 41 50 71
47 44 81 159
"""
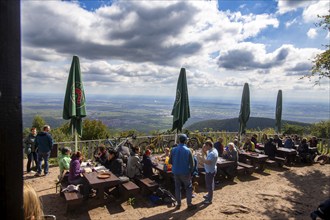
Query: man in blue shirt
199 140 218 204
169 134 196 210
35 125 53 176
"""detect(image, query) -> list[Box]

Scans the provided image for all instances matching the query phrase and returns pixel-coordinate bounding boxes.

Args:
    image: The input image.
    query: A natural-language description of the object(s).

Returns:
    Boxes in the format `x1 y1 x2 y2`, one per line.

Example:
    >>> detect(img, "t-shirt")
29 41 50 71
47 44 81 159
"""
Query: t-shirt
204 148 218 173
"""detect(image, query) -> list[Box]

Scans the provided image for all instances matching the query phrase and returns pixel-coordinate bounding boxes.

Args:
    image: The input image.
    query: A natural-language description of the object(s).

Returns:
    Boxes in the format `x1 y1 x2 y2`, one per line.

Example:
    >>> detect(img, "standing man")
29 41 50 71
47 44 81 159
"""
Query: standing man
199 140 218 204
35 125 53 177
169 134 196 210
24 127 38 173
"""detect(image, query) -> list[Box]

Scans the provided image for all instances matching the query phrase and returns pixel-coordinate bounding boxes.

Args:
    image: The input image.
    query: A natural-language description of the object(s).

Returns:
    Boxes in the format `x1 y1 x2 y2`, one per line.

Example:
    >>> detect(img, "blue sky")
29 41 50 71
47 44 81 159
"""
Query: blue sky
21 0 330 103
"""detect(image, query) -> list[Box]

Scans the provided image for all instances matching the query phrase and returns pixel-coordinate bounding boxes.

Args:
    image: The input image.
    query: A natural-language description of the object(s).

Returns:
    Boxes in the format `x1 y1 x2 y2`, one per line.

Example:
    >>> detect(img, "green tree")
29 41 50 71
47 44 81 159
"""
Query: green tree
305 11 330 83
282 123 308 136
81 119 109 140
32 115 46 131
310 120 330 139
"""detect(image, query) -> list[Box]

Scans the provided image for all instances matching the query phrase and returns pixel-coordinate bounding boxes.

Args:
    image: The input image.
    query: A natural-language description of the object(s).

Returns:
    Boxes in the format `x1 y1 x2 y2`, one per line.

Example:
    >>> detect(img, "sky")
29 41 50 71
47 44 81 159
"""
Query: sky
21 0 330 103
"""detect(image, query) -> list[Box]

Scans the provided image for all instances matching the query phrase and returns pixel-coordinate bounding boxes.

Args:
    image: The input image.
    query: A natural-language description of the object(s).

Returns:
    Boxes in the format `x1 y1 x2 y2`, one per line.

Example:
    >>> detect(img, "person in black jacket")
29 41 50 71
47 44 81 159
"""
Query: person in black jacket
142 149 154 178
104 148 124 177
264 137 277 158
298 138 312 163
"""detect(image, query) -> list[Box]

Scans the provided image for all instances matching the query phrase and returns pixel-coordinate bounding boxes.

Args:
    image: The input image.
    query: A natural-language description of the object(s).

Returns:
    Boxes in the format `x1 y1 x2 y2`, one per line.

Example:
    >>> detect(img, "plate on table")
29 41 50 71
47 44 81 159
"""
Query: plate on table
97 173 111 179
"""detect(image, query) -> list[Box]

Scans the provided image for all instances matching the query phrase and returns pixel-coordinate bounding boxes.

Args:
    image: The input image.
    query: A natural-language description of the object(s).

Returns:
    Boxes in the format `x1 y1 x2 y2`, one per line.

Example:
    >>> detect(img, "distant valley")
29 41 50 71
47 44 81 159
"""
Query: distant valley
22 94 329 133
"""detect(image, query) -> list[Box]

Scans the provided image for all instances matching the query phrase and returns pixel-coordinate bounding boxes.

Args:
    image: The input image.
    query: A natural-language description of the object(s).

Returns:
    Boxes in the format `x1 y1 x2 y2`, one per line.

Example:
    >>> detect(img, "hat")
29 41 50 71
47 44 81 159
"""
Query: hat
179 134 188 142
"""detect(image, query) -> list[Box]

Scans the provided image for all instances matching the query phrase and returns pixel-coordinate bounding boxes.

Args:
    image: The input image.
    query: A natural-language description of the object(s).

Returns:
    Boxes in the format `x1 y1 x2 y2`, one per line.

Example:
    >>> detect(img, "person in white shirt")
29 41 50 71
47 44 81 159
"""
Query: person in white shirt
199 140 218 204
126 146 142 179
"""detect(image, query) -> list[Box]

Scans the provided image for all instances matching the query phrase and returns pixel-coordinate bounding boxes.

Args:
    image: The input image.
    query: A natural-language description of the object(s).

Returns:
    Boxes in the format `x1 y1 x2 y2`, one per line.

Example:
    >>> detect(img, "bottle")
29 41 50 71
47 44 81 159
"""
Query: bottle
163 164 167 171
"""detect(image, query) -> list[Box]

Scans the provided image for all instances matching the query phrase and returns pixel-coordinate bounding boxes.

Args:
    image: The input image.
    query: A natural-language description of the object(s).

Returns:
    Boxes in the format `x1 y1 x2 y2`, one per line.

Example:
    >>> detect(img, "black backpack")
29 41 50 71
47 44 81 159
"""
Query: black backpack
154 187 177 206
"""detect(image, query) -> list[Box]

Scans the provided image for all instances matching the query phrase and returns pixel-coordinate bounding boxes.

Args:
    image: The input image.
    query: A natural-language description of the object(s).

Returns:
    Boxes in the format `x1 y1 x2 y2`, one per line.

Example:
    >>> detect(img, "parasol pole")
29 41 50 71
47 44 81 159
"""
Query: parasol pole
75 130 78 152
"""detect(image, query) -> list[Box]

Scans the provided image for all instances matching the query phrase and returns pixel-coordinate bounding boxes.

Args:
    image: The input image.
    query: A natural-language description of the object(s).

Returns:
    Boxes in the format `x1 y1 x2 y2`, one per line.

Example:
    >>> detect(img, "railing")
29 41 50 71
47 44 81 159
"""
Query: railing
53 132 330 159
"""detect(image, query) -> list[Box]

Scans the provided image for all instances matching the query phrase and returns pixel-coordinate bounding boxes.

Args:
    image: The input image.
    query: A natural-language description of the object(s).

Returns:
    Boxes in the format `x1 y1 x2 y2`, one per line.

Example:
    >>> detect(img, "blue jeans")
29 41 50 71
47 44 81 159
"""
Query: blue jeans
37 151 50 174
205 171 216 202
173 174 193 206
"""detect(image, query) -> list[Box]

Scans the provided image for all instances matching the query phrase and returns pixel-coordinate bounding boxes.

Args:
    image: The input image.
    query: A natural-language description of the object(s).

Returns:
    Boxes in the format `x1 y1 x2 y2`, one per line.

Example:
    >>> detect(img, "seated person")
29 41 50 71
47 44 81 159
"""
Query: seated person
243 137 255 152
308 136 320 155
283 136 294 149
251 134 258 147
274 134 283 148
160 147 171 161
214 137 224 157
23 182 45 220
117 143 131 164
261 133 268 145
104 148 124 177
142 149 154 178
222 142 238 180
298 138 312 163
126 146 142 179
94 145 109 166
58 147 71 180
68 151 91 198
264 138 277 158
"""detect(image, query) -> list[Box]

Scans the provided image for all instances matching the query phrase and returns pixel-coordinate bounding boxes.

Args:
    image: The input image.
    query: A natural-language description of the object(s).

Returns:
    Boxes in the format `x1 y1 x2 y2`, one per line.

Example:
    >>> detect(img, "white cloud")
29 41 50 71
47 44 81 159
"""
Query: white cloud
307 28 318 39
21 1 330 103
302 0 329 23
277 0 309 14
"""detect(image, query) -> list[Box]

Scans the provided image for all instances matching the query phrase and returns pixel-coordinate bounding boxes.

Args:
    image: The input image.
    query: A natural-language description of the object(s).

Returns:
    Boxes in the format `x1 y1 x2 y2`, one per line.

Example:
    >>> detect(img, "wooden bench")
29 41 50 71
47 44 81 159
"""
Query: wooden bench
63 191 83 212
273 157 285 167
266 157 285 167
237 162 254 174
236 165 246 175
136 178 159 196
120 181 140 199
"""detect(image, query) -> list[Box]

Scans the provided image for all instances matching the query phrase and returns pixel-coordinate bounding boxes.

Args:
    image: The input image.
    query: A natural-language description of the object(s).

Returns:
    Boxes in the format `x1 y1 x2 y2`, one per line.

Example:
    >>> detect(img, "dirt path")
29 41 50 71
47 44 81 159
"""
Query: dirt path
23 161 330 220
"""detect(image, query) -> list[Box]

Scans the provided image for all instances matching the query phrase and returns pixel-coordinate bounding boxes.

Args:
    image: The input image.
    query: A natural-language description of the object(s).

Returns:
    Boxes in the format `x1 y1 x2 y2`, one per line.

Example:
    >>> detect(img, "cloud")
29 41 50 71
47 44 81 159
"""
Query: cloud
307 28 318 39
217 43 290 71
20 1 330 102
276 0 309 14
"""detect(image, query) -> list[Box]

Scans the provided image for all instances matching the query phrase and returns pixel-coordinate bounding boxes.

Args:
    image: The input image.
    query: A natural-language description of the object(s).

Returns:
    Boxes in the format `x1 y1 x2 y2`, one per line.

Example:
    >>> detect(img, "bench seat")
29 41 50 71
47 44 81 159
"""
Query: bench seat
136 178 159 196
237 162 254 174
120 181 140 199
63 191 83 212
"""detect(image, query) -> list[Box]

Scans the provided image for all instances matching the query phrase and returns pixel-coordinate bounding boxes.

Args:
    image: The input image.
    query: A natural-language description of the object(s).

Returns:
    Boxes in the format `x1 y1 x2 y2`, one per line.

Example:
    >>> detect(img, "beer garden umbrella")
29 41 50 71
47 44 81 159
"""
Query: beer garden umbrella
63 55 87 152
238 83 250 140
275 90 282 134
171 68 190 142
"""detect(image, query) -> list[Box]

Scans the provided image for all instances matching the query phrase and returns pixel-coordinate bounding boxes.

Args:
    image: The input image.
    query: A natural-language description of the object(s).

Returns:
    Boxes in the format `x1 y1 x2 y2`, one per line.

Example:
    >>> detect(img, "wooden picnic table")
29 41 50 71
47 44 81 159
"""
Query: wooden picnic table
238 151 268 171
83 171 121 204
276 147 297 165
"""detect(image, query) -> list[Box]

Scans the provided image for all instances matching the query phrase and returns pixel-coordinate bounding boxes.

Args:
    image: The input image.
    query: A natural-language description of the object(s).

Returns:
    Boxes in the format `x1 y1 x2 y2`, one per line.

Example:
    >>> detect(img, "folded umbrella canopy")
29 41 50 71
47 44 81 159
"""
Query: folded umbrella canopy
171 68 190 134
275 90 282 134
63 55 87 151
238 83 250 136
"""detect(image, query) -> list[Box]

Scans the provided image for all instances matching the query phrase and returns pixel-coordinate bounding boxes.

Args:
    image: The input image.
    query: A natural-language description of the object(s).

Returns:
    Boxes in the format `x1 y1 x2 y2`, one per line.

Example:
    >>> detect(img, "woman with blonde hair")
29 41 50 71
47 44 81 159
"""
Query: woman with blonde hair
23 182 44 220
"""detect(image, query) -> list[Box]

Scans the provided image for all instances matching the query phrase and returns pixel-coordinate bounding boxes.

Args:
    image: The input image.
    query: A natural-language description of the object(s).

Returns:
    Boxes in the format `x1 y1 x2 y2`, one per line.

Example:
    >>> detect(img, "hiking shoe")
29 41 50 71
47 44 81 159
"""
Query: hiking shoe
203 200 212 205
175 204 181 209
34 173 41 177
203 194 209 199
44 172 50 176
187 204 197 211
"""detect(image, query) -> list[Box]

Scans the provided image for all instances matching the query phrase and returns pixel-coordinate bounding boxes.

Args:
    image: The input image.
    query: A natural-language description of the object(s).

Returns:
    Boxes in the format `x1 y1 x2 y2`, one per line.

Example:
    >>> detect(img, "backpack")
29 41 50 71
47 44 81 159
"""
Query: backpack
154 187 177 206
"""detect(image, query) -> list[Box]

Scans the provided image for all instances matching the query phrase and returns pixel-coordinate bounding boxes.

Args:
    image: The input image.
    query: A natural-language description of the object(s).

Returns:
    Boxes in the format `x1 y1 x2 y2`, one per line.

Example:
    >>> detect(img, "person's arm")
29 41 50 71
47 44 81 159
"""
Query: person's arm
199 151 213 165
189 151 194 174
169 149 174 165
